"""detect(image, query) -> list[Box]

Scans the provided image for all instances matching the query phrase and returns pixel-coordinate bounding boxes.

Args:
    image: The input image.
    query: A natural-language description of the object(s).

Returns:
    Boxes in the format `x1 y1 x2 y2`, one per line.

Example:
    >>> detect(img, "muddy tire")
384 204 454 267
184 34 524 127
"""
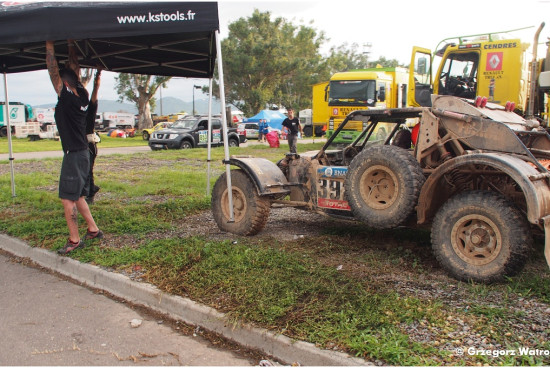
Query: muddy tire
344 145 424 229
211 169 270 235
431 191 531 283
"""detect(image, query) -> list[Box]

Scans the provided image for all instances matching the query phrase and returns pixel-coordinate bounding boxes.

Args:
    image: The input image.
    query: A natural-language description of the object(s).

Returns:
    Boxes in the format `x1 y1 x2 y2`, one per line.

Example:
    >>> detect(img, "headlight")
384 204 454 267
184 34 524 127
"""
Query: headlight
329 118 334 130
168 134 180 140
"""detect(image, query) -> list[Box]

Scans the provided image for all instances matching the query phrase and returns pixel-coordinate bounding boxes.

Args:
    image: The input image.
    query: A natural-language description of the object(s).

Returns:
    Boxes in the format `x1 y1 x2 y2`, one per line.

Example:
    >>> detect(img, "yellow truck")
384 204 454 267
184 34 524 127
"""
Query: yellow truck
315 67 410 144
308 81 329 137
409 24 549 125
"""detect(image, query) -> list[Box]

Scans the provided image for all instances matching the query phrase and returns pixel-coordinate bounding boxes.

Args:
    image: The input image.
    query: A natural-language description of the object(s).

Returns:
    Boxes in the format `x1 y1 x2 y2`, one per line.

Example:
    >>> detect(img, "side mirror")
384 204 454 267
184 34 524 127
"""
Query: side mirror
417 57 427 75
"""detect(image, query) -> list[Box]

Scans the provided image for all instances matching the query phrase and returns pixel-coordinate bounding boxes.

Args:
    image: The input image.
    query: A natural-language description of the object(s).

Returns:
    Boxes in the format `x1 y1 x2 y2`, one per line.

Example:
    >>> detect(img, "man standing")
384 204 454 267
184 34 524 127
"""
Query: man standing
85 70 102 204
258 119 268 143
46 40 103 255
281 108 302 154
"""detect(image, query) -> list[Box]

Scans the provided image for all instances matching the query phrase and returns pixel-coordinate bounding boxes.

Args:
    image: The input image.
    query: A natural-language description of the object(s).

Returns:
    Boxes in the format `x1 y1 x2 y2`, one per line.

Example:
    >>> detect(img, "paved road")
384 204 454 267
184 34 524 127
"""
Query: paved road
0 146 151 161
0 252 254 366
0 137 327 161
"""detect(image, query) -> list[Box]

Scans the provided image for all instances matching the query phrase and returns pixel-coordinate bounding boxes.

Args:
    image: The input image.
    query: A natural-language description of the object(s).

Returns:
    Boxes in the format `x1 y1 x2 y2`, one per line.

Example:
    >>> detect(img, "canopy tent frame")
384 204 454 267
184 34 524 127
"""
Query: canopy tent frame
3 73 16 197
0 1 234 220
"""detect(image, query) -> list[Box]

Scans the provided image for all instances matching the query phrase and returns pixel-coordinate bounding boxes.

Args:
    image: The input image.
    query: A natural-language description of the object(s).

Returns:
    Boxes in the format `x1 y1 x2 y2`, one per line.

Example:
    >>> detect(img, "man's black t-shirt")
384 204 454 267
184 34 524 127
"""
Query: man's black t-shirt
282 117 300 135
55 85 89 152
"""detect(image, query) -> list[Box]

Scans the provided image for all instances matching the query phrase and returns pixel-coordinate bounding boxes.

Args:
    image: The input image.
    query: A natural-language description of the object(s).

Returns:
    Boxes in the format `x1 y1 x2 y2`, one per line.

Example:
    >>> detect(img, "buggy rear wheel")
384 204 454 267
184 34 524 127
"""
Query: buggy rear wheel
431 190 531 283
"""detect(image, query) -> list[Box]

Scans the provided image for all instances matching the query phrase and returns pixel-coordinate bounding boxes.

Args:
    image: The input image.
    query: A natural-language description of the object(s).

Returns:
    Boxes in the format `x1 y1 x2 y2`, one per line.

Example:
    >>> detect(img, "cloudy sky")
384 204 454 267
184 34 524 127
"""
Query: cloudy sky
4 0 550 107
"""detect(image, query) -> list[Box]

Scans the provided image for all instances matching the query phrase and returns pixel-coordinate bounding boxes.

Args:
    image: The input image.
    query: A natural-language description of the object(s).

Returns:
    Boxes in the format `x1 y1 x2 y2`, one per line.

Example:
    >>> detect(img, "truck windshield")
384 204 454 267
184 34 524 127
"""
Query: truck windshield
172 118 197 129
328 80 376 106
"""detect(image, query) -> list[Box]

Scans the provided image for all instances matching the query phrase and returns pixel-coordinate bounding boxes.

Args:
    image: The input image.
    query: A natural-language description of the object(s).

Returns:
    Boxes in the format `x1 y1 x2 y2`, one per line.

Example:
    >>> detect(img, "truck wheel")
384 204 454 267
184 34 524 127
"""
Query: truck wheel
143 131 150 140
211 169 270 235
0 127 7 137
180 140 193 149
228 138 239 147
432 191 531 283
303 126 313 137
344 145 424 229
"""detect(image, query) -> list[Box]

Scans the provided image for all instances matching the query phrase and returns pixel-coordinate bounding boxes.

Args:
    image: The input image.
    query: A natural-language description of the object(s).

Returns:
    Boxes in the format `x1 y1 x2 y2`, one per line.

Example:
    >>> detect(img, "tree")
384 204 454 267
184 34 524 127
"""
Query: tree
215 11 405 116
325 43 403 73
219 10 328 115
115 74 171 130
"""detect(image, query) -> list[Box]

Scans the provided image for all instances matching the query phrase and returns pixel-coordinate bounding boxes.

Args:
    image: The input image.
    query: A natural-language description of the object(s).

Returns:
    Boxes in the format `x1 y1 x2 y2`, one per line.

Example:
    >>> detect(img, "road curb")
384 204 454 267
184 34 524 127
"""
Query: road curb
0 234 370 366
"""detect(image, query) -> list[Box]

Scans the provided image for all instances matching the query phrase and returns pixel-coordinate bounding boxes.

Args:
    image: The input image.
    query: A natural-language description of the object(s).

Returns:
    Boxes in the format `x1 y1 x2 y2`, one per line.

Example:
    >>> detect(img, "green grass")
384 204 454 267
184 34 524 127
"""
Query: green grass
0 143 549 365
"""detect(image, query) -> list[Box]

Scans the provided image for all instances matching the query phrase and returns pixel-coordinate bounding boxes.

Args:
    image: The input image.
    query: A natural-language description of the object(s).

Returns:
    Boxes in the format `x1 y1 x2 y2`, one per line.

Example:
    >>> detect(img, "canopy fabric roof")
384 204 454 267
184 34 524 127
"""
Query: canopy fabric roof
244 110 287 130
0 1 219 77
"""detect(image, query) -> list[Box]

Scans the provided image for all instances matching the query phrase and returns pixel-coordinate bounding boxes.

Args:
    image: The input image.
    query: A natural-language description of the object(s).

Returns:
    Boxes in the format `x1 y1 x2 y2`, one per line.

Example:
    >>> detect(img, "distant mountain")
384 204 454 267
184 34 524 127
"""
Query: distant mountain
33 97 227 116
33 100 137 114
154 97 227 115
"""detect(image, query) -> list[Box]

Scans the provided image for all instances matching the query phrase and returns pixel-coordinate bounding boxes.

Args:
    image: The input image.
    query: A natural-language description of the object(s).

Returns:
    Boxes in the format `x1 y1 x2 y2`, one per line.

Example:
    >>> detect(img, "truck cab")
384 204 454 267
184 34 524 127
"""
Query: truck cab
322 68 410 145
408 26 547 121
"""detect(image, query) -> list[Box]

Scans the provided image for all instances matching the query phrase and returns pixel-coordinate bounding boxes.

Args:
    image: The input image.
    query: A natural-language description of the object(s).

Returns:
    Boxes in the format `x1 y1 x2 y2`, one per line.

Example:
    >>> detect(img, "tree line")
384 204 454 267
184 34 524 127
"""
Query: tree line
114 10 401 129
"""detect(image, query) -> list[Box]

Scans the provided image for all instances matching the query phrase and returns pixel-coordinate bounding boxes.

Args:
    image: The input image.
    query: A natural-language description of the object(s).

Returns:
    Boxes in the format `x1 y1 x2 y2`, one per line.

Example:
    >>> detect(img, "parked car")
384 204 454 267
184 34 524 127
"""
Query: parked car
142 122 172 140
237 123 284 140
149 115 245 150
237 123 259 139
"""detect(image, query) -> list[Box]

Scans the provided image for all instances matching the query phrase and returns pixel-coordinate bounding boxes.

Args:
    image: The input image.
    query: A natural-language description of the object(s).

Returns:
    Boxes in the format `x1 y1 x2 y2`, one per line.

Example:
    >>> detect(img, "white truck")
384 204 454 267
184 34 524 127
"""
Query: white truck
95 112 136 131
0 102 33 137
1 103 58 140
34 107 55 126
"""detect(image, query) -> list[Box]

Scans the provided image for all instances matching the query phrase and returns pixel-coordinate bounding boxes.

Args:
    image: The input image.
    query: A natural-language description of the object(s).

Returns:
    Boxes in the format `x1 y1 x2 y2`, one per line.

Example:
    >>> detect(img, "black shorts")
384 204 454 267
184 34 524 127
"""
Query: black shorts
59 150 90 201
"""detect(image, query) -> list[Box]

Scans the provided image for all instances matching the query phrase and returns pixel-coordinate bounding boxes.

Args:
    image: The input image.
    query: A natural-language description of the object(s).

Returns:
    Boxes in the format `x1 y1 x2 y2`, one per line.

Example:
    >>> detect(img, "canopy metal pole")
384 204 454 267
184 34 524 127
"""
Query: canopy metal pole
215 30 234 222
3 71 16 197
206 78 213 195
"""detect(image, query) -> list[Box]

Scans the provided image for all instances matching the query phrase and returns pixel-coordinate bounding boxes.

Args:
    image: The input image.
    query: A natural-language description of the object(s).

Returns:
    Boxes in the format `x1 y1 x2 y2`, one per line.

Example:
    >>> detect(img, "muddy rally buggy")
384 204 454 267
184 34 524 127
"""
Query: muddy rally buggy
211 95 550 283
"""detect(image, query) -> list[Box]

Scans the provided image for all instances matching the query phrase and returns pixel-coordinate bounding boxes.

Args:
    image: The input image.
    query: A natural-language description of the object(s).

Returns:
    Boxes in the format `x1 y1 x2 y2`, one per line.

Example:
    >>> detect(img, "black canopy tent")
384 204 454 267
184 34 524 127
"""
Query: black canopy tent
0 1 235 219
0 1 218 76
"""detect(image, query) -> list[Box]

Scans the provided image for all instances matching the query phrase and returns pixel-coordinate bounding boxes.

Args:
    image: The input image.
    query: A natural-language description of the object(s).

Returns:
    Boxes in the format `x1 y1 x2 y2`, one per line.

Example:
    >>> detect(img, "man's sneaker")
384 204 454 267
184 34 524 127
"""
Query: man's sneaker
84 229 104 240
58 239 85 255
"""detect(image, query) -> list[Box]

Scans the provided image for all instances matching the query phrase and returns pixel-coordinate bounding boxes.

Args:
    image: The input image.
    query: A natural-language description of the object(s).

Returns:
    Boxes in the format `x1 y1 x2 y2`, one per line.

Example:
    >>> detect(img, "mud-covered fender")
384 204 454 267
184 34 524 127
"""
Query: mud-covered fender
228 157 290 196
418 153 550 225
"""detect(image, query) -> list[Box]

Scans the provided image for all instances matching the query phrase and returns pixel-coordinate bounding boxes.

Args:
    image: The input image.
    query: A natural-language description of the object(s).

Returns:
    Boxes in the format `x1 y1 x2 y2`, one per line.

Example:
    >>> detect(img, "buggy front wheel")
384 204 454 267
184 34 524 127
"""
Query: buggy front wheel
211 169 270 235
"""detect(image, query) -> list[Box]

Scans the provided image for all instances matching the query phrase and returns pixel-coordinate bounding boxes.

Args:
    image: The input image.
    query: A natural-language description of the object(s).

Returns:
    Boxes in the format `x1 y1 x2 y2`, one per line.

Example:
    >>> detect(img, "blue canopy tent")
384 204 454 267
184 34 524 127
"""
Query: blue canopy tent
243 110 286 130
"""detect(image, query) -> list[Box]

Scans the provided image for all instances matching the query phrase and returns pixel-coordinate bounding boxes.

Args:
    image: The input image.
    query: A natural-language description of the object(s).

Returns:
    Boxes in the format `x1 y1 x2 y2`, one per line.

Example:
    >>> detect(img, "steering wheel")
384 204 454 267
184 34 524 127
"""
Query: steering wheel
439 71 449 85
448 76 470 96
342 145 359 165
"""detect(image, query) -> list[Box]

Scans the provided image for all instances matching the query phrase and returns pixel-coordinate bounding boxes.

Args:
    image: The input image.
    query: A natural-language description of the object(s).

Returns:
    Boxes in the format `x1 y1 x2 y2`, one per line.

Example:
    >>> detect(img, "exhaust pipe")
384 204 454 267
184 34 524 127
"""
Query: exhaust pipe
526 22 545 119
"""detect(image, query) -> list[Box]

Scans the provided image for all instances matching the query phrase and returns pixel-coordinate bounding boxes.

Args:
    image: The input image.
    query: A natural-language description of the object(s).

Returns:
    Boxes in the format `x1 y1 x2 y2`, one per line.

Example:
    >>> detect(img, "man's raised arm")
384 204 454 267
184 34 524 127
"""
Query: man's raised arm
66 39 81 78
45 41 62 96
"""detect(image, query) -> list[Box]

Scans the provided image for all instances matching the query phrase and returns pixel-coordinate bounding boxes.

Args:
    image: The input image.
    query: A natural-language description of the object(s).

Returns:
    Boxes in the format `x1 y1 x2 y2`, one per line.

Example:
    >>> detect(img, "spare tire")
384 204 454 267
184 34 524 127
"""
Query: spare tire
344 145 424 229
